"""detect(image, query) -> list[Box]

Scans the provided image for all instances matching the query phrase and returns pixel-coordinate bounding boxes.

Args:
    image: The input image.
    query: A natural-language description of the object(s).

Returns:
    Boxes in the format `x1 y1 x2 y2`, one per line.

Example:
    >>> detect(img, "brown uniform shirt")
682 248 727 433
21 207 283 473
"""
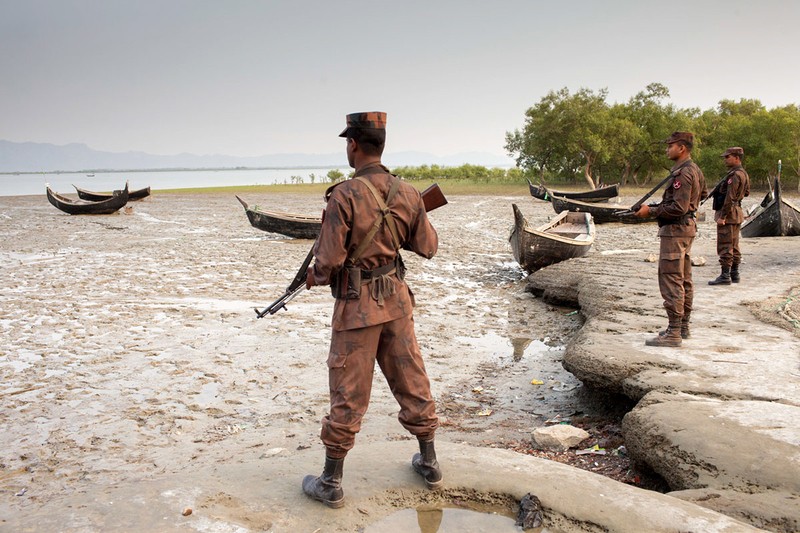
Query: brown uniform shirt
654 159 707 237
714 166 750 225
310 163 438 331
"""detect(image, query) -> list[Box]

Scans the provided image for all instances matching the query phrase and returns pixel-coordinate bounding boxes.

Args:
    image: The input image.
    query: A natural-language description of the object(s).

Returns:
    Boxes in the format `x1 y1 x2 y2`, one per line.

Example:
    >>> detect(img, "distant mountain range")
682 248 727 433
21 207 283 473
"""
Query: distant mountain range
0 140 514 173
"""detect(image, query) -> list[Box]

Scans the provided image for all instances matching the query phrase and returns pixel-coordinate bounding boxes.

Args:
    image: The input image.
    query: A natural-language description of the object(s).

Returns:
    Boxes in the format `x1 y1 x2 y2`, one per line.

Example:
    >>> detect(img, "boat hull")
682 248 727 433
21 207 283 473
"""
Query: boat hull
510 203 595 273
236 196 321 239
74 185 150 201
740 178 800 237
47 184 129 215
550 194 654 224
528 180 619 203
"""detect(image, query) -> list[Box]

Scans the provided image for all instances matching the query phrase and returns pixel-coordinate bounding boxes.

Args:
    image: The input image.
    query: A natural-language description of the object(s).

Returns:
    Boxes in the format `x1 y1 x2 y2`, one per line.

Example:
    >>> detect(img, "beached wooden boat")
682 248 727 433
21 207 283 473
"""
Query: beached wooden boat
74 184 151 201
236 195 321 239
47 183 129 215
510 203 595 273
528 179 619 203
740 177 800 238
550 194 654 224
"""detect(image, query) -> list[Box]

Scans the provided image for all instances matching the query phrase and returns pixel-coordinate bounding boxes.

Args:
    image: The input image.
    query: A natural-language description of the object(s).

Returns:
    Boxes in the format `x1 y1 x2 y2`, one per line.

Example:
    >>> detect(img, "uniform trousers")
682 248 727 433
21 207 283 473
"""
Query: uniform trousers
658 234 695 320
321 313 438 459
716 223 741 267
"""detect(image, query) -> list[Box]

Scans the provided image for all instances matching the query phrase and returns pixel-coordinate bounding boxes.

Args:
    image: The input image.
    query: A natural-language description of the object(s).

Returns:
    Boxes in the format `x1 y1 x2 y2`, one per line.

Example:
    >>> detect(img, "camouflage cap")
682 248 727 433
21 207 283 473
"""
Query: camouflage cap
664 131 694 145
721 146 744 157
338 111 387 137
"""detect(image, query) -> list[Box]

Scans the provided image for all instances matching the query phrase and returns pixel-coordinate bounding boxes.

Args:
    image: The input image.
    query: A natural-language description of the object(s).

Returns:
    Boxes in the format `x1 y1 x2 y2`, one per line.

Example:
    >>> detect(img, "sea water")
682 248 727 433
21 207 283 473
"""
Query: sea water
0 167 348 196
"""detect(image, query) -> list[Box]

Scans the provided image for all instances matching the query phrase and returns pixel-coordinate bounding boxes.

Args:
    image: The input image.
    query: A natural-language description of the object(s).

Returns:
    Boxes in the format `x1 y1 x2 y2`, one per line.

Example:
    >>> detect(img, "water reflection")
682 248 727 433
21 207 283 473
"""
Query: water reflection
364 505 520 533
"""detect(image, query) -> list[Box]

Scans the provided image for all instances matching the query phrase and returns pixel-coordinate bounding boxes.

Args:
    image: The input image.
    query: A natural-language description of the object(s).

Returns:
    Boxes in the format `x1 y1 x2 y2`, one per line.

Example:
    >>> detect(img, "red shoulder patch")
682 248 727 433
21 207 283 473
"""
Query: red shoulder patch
673 180 681 189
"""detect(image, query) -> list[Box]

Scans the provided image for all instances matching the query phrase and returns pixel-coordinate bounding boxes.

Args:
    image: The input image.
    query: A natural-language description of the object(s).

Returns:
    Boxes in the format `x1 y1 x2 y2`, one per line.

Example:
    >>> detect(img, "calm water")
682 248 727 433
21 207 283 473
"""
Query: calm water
0 167 348 197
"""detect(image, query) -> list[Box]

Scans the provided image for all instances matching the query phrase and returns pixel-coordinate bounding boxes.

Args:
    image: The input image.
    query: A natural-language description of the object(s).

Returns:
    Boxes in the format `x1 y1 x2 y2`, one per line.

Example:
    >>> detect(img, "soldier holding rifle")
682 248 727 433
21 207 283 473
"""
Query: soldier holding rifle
635 131 707 347
301 112 444 508
707 147 750 285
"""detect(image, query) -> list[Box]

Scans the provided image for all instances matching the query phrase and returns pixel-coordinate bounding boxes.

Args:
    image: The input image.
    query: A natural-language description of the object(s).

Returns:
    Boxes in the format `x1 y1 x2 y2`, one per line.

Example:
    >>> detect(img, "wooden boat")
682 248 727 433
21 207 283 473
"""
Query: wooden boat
74 184 151 201
550 194 655 224
510 203 595 273
236 195 321 239
740 177 800 237
528 179 619 203
47 183 129 215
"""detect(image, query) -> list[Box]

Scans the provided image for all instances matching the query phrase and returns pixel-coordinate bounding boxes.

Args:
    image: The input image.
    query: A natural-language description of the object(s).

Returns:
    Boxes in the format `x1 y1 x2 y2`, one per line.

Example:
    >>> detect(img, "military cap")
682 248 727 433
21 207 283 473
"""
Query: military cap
664 131 694 145
721 146 744 157
338 111 387 137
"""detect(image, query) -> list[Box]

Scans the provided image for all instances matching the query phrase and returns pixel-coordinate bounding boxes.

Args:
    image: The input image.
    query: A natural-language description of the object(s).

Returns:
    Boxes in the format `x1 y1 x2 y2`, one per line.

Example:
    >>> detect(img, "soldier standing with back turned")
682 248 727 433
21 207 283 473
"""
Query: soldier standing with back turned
708 147 750 285
635 131 707 346
301 112 443 508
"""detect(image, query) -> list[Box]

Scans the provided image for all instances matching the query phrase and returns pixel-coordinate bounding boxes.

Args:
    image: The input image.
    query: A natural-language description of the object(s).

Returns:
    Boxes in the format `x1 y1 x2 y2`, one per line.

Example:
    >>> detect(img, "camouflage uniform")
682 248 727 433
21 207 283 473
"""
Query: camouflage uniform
713 162 750 268
652 158 707 325
309 161 439 459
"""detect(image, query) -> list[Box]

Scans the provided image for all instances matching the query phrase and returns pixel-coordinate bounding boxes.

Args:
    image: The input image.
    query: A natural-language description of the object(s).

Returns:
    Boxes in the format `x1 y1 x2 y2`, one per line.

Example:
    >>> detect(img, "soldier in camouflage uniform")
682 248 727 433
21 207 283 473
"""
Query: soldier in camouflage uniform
301 112 442 508
708 147 750 285
635 131 707 347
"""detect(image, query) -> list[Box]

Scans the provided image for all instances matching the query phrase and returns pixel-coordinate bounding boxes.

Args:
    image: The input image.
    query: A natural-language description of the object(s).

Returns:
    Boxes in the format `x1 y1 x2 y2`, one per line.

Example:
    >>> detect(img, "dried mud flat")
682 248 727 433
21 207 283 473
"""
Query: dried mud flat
1 187 797 531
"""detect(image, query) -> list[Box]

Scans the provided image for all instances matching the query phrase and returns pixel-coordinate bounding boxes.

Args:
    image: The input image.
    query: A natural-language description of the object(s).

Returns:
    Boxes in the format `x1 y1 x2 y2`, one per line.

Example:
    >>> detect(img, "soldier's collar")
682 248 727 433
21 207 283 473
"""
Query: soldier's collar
353 161 390 177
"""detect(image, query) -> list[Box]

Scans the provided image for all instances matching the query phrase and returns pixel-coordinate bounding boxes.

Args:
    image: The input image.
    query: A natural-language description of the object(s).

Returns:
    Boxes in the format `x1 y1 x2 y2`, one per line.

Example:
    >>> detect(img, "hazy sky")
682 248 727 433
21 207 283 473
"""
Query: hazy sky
2 0 798 159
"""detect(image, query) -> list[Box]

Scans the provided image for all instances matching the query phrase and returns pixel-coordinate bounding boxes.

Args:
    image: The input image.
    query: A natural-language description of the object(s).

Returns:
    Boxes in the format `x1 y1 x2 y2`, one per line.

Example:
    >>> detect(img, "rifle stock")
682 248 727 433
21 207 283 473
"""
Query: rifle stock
255 181 447 318
421 183 447 212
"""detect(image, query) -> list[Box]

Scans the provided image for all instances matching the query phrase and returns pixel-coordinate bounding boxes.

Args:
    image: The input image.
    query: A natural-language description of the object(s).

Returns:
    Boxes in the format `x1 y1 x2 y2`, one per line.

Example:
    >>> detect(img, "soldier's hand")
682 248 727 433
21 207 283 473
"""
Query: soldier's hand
305 267 315 290
635 204 651 218
717 218 726 226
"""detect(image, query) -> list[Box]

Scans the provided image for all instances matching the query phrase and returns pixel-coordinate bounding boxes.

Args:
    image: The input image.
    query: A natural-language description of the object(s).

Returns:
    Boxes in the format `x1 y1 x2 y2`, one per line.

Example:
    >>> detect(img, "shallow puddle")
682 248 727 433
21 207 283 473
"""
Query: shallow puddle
363 506 521 533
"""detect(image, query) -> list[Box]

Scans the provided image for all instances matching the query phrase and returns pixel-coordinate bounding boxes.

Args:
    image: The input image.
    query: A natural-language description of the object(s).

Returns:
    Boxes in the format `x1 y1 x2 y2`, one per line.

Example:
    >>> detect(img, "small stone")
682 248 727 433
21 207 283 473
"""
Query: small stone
691 256 707 266
182 508 192 516
532 424 590 451
644 254 658 263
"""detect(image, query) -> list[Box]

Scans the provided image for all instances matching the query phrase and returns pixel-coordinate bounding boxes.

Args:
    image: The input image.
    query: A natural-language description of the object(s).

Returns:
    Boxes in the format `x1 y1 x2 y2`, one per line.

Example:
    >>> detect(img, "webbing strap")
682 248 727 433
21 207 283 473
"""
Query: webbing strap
349 176 401 264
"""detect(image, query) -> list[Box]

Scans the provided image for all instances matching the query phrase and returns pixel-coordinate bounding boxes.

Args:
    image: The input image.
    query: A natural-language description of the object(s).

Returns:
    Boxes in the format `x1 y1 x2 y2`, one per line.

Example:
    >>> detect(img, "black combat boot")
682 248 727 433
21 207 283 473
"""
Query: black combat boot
302 456 345 508
708 266 732 286
730 263 740 283
412 439 443 489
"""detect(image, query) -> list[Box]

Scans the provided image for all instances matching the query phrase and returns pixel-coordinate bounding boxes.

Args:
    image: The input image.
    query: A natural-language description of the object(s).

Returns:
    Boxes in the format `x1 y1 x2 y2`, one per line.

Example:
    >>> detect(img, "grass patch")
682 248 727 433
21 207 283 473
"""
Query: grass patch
157 180 533 196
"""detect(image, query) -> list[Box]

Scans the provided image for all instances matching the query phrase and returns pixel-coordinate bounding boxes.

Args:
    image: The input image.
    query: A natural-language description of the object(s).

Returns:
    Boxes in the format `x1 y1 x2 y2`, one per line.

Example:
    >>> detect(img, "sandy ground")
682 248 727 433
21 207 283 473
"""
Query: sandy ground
0 186 796 531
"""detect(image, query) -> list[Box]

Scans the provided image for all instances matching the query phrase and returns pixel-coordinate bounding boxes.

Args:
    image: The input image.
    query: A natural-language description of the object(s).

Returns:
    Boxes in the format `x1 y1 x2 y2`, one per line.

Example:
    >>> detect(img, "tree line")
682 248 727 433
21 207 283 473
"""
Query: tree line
504 83 800 190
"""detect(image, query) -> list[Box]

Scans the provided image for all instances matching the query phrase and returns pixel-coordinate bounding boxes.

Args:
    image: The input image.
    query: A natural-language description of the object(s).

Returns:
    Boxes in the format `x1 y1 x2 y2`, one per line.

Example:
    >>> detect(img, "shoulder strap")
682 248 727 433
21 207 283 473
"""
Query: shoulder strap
349 176 401 264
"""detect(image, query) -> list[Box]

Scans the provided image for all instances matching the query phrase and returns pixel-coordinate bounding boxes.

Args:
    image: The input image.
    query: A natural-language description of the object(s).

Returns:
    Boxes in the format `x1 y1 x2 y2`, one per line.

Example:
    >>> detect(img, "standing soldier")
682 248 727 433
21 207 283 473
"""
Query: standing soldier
635 131 707 346
301 112 442 508
708 147 750 285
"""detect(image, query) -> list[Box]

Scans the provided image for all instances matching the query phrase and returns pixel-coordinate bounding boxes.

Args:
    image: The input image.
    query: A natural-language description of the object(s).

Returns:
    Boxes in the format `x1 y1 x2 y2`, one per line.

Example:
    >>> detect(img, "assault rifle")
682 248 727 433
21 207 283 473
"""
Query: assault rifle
700 176 726 206
615 171 676 216
254 183 448 318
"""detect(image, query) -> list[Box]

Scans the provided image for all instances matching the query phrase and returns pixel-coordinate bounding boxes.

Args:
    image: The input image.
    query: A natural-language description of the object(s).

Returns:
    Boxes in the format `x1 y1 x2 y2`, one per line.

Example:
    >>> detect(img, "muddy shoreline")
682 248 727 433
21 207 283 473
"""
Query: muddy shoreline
1 188 797 531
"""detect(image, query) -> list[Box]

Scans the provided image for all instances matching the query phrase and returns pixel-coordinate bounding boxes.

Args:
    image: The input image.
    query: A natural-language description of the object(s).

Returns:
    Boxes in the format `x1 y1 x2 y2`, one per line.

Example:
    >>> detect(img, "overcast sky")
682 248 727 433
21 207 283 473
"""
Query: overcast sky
2 0 798 159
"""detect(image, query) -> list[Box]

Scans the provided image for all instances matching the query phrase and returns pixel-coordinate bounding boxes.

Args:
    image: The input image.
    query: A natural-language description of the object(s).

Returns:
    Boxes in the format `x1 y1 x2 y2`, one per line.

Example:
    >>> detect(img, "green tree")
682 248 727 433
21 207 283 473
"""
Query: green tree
506 87 636 188
327 169 344 183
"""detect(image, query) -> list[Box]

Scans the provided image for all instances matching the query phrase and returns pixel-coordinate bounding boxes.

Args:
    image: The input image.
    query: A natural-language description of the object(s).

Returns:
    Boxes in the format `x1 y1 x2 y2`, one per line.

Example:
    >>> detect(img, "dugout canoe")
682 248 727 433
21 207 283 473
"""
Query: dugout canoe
74 184 151 201
740 177 800 237
550 194 655 224
528 179 619 203
47 183 129 215
236 195 321 239
510 203 595 273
